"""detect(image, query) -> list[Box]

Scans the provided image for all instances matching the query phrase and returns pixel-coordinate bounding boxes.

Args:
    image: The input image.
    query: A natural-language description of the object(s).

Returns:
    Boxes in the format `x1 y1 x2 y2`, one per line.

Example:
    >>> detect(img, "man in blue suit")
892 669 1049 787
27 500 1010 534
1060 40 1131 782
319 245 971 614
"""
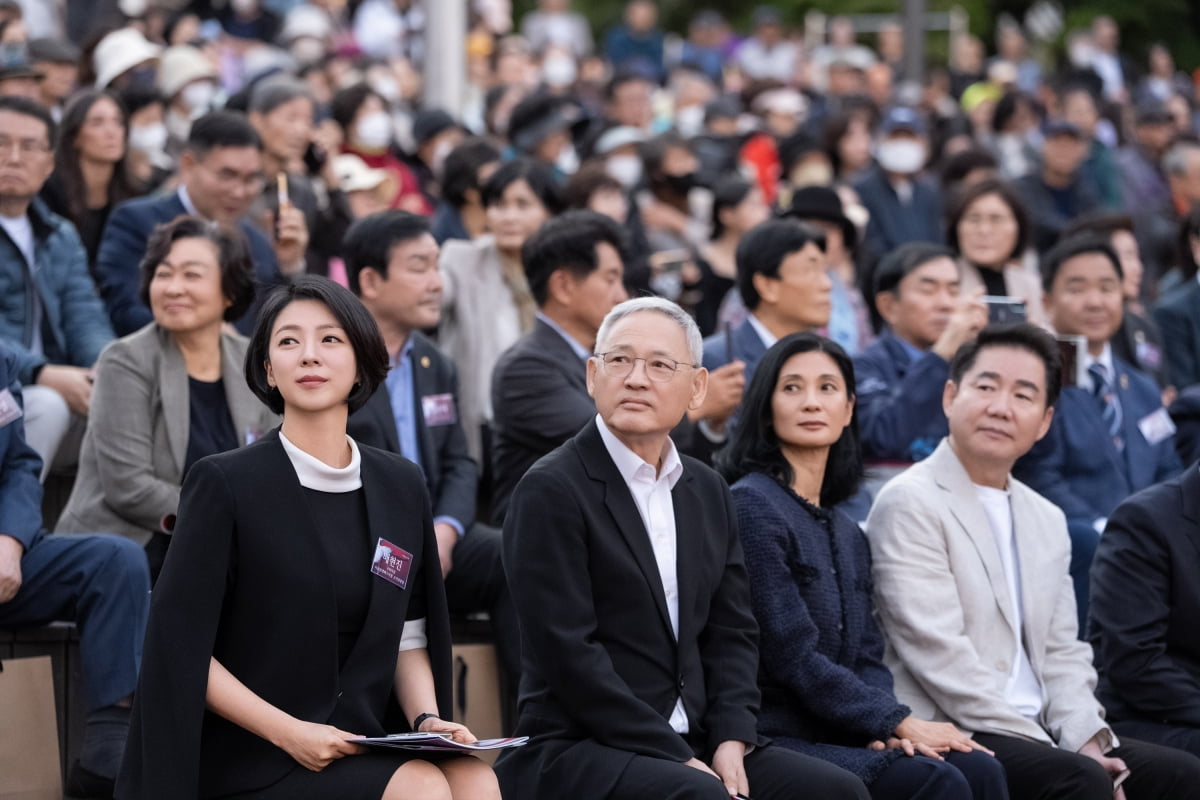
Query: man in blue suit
700 219 829 435
1016 235 1181 627
94 110 306 336
0 342 150 797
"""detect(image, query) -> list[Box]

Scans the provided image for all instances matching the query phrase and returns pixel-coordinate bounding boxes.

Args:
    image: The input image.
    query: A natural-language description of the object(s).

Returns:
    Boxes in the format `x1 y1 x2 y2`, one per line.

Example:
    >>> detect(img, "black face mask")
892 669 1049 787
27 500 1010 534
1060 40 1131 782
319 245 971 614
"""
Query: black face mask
126 65 158 89
663 171 697 195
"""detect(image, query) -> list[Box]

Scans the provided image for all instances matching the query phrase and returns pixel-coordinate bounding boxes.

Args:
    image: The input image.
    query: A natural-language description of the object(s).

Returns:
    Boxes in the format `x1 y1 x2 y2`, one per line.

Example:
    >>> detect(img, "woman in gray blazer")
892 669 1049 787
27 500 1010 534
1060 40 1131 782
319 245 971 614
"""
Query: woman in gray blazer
57 216 277 579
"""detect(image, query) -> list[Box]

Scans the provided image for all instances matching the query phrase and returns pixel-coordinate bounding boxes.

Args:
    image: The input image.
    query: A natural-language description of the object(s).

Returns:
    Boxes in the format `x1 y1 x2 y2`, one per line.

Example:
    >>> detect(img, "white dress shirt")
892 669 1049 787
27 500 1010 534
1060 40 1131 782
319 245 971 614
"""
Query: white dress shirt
974 483 1044 720
595 414 689 734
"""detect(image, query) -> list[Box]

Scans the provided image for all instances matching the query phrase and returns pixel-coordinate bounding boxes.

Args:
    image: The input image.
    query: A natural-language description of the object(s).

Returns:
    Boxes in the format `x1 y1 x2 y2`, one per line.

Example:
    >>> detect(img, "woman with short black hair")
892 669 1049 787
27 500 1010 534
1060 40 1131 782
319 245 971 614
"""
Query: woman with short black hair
120 275 501 800
720 332 1009 800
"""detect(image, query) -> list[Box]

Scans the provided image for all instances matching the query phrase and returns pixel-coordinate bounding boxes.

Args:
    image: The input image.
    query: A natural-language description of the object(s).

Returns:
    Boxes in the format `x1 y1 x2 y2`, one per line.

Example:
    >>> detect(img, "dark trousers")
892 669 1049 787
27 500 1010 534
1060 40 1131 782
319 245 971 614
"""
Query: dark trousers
445 523 520 711
973 732 1200 800
0 533 149 711
1112 719 1200 760
870 750 1008 800
609 744 870 800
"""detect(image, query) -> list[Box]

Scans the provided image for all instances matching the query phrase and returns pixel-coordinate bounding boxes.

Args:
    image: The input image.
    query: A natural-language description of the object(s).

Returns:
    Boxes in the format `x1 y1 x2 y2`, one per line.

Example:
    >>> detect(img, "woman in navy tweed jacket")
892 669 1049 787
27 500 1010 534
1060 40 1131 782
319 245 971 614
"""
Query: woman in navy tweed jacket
718 332 1007 800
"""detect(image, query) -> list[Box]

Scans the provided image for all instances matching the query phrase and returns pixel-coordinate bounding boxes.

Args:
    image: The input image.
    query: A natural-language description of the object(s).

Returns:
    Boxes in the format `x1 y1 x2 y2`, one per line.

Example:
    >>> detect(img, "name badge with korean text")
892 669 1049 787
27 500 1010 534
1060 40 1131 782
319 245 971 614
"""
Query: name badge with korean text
0 388 23 427
421 393 457 427
371 538 414 589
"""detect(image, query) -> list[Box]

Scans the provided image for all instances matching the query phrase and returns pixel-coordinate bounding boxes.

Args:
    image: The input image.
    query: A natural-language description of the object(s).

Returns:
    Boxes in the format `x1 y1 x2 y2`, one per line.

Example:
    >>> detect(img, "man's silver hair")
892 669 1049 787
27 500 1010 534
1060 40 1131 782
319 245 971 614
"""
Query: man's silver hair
1163 140 1200 177
595 296 704 365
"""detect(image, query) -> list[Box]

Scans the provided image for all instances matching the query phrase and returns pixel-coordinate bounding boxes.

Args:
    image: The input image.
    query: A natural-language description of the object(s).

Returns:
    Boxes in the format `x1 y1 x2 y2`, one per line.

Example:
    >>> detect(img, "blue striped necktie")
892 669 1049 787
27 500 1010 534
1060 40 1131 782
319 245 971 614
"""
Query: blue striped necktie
1088 362 1123 452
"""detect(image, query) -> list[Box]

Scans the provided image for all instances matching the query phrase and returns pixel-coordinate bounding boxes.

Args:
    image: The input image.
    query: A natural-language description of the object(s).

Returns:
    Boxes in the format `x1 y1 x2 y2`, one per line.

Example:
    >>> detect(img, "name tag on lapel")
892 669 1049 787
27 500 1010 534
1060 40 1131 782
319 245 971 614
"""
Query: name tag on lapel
0 389 22 427
421 393 457 426
371 538 414 589
1137 408 1176 446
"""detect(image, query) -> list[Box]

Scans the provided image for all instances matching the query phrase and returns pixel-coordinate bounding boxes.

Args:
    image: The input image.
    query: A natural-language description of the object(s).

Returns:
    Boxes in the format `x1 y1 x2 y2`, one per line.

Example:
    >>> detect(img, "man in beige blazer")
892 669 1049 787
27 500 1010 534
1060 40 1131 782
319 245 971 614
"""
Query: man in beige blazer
867 323 1200 800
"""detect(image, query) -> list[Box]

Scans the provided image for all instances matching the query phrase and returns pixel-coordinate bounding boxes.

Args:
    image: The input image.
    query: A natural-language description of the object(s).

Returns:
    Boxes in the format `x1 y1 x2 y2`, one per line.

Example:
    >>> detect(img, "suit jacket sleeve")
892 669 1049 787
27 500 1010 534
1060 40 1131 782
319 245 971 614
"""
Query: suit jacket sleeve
867 486 1048 739
429 359 476 526
734 482 907 741
86 339 181 532
1014 412 1103 522
119 457 236 800
1154 302 1198 390
855 349 949 461
95 203 154 336
493 353 595 456
0 351 44 550
696 479 762 751
1090 496 1200 725
56 224 115 365
502 466 694 762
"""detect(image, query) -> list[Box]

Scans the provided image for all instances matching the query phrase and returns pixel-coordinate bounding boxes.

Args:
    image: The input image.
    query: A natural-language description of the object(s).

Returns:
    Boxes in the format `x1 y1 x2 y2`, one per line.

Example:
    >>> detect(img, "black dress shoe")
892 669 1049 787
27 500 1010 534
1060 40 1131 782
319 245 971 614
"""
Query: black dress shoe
65 762 115 800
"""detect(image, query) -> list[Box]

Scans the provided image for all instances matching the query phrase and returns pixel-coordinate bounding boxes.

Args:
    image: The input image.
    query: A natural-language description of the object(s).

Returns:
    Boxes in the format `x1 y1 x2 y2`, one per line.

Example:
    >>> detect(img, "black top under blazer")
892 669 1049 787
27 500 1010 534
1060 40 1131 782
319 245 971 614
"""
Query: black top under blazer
117 428 452 800
496 419 764 800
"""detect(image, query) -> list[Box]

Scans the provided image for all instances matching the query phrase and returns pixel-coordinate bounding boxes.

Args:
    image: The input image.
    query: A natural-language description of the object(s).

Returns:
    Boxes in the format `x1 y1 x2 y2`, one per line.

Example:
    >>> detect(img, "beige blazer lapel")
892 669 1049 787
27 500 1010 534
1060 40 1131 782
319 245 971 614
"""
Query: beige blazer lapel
928 441 1019 635
157 329 190 479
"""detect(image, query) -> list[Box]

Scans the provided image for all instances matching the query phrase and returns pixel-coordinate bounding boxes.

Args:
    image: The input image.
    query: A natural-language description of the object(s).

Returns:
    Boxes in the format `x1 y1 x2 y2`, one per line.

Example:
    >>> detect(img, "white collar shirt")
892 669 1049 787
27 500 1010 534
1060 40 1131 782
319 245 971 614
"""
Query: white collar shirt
595 413 689 733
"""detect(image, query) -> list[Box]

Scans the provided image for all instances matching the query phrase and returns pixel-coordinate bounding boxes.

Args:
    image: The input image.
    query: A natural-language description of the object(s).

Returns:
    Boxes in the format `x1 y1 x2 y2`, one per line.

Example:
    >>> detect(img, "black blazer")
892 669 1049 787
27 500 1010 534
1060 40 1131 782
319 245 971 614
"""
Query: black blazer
118 429 452 800
1089 463 1200 727
349 331 477 527
1155 280 1200 390
496 419 762 800
490 318 595 524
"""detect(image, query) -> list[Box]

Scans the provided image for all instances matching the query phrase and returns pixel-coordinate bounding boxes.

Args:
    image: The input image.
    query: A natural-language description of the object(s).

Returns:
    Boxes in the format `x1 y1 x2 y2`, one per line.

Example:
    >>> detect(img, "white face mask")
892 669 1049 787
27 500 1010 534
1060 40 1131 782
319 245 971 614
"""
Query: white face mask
674 105 705 138
606 154 642 188
355 112 394 149
180 82 216 116
876 139 926 175
541 55 577 88
556 145 580 175
128 123 168 156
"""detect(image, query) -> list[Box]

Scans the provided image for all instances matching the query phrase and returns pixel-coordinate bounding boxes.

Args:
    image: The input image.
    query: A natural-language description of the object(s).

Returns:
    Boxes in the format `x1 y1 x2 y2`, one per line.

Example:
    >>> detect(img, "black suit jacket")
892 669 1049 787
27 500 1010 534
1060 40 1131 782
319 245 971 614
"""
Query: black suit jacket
1089 463 1200 727
349 331 477 527
118 429 452 800
496 420 762 800
1155 280 1200 390
490 318 594 524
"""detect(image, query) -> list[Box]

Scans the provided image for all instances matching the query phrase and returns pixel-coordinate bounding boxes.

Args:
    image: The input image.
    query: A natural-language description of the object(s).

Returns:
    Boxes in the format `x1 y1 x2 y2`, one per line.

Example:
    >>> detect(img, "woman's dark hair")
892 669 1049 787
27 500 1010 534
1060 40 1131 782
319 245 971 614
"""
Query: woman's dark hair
565 161 622 210
1178 207 1200 283
54 90 141 225
991 91 1038 135
480 158 566 215
945 177 1030 264
717 332 862 506
443 137 502 209
736 219 825 312
710 175 754 240
821 109 870 177
139 215 257 322
330 83 386 135
244 275 389 416
948 323 1062 408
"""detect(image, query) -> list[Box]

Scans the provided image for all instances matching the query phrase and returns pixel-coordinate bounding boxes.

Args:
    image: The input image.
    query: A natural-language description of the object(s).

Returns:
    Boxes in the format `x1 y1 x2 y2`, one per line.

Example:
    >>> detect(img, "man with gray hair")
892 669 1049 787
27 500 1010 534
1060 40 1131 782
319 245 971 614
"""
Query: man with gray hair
498 297 869 800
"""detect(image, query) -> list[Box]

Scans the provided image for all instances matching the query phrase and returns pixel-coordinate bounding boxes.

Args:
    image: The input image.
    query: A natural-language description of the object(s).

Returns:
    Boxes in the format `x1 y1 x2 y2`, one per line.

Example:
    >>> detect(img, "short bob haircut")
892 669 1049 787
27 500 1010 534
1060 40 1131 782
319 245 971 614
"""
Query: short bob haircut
342 210 432 296
244 275 389 416
945 177 1031 263
948 322 1062 409
139 215 257 322
1039 234 1123 293
872 241 957 297
480 158 566 216
522 210 627 306
717 332 862 507
710 175 755 240
736 219 826 312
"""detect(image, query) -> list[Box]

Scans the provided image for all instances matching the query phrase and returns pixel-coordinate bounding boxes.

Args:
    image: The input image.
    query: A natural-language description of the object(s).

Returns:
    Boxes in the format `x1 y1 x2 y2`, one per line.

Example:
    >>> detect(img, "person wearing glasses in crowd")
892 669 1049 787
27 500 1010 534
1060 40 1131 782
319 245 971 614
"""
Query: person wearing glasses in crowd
0 96 114 480
499 295 871 800
94 110 306 337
